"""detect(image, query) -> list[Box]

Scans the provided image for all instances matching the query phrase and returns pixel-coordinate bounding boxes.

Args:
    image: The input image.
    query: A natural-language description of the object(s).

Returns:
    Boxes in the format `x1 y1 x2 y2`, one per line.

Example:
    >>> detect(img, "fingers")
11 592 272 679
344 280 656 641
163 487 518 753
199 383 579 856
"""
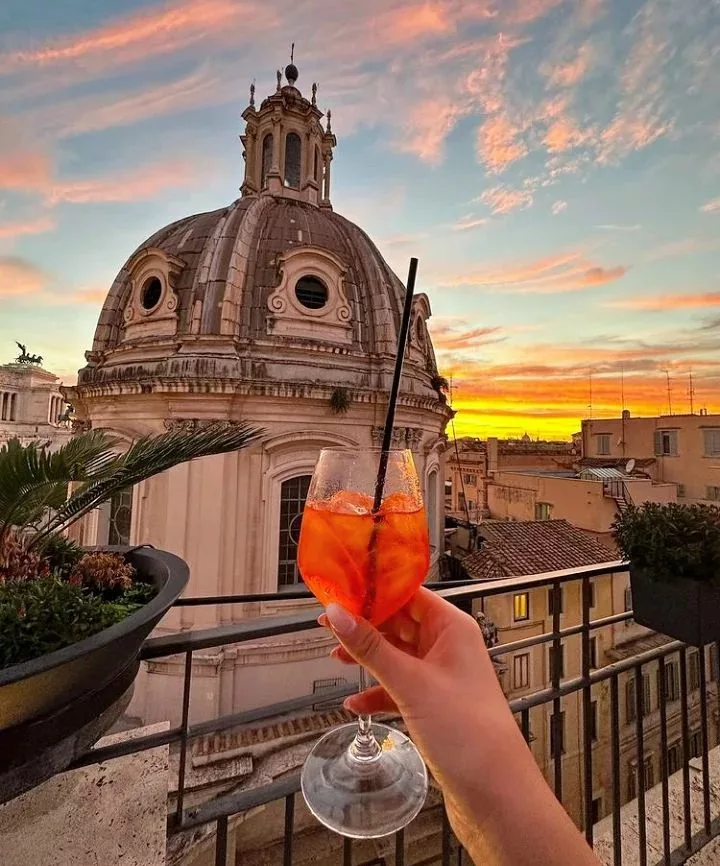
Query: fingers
344 685 398 716
324 604 417 694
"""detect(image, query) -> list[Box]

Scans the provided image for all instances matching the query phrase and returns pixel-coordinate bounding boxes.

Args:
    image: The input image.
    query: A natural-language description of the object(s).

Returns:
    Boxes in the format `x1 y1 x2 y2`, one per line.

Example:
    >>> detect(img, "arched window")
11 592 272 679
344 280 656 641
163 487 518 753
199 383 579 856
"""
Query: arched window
284 132 302 189
261 133 273 189
427 469 438 552
108 487 133 545
278 475 312 587
314 146 321 184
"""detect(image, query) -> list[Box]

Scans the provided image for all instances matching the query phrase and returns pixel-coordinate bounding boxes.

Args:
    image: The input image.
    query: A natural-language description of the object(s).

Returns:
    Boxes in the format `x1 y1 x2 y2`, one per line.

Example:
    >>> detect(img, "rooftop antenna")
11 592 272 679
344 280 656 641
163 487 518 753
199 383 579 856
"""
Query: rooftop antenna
688 370 696 415
664 369 673 416
620 365 625 413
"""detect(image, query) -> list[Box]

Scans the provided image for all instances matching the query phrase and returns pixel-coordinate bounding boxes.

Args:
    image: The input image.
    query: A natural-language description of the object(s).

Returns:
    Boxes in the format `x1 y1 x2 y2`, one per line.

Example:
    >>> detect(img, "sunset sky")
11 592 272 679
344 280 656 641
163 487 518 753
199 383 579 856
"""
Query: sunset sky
1 0 719 439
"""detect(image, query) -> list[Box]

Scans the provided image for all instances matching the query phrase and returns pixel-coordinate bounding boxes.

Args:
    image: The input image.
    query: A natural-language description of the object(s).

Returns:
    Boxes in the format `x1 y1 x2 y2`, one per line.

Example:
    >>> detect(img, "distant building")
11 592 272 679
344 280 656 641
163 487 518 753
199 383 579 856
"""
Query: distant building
581 410 720 504
445 436 576 520
459 519 718 828
0 358 72 448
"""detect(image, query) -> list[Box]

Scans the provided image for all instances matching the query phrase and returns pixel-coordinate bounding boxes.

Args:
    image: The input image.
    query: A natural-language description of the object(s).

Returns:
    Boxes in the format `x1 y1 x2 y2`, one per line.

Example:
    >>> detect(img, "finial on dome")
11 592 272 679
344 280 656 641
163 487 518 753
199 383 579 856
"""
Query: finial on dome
311 82 317 106
276 69 282 92
285 43 298 87
326 109 332 133
249 80 255 108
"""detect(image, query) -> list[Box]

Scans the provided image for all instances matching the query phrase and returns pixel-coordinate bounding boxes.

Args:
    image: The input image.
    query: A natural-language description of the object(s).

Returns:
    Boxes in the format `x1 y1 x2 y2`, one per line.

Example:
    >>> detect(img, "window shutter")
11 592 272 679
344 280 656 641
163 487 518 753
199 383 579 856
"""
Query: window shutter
654 430 663 456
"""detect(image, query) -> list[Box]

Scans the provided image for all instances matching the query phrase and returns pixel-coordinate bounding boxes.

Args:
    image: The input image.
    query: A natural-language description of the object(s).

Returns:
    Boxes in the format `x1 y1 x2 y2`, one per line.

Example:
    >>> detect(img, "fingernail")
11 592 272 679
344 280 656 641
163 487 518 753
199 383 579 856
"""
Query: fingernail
326 603 356 638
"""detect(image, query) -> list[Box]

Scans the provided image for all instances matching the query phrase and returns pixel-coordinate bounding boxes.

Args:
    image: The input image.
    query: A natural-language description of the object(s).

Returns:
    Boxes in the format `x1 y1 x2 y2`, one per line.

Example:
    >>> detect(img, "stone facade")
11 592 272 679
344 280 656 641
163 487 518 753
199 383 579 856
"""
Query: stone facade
64 66 452 727
0 360 72 448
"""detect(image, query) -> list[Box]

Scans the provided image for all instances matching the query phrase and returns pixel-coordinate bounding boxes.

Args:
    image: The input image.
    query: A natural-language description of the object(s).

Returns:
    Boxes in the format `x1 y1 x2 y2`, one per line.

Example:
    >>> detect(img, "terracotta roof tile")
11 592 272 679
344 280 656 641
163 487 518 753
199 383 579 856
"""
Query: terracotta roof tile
462 519 616 580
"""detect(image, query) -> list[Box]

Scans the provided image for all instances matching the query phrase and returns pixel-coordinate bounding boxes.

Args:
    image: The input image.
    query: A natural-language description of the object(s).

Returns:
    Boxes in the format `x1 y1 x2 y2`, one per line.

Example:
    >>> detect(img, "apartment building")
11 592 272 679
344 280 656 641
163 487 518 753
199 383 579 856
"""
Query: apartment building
459 520 719 826
581 411 720 504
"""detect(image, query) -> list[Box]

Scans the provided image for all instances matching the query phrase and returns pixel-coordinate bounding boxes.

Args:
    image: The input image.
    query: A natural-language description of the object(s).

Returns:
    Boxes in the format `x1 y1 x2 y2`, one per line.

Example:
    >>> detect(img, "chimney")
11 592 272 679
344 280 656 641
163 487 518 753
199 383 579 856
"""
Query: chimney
622 409 631 420
487 437 498 475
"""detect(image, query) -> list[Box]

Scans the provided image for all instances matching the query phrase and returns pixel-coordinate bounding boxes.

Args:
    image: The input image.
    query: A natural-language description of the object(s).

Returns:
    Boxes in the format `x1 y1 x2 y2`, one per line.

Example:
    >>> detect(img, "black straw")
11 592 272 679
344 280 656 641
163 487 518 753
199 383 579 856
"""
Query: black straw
371 257 418 513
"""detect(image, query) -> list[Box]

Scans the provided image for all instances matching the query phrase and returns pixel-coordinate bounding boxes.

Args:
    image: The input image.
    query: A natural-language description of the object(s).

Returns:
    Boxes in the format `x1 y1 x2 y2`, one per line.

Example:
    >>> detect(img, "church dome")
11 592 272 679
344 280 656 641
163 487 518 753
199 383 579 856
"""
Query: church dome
76 66 447 418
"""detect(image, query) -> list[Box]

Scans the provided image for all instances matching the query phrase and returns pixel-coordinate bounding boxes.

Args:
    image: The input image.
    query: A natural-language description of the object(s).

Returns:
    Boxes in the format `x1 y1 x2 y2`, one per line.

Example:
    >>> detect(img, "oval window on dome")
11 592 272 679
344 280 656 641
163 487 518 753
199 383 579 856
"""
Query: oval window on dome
295 276 328 310
140 277 163 310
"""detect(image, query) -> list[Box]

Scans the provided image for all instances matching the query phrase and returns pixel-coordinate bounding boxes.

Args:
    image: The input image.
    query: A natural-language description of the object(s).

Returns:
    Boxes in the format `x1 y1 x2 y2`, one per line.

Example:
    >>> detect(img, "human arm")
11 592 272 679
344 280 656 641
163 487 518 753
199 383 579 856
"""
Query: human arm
321 590 601 866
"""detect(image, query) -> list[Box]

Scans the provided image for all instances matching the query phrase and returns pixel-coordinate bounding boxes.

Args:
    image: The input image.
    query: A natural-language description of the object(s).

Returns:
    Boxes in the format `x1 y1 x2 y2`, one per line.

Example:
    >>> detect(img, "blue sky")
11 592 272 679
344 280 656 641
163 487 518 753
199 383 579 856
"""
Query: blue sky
1 0 719 436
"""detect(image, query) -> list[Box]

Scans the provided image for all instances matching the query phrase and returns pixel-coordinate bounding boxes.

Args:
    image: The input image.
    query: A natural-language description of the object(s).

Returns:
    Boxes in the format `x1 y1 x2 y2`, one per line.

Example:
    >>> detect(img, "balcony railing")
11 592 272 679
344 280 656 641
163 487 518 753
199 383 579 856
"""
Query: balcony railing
68 562 720 866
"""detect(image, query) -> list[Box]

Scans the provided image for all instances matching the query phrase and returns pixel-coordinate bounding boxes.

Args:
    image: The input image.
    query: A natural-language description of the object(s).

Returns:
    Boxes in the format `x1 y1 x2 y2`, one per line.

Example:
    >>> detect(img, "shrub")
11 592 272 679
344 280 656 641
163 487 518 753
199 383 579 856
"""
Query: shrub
612 502 720 585
0 532 50 583
70 552 136 595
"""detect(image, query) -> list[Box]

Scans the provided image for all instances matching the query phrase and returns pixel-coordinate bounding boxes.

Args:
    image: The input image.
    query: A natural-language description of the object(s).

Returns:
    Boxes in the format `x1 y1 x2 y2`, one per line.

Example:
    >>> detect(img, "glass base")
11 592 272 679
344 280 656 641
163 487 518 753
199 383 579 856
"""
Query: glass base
301 722 428 839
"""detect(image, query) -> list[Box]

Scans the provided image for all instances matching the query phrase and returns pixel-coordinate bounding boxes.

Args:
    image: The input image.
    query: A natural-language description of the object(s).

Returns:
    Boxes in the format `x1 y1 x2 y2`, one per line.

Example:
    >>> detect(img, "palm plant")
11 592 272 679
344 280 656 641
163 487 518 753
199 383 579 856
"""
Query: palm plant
0 422 264 562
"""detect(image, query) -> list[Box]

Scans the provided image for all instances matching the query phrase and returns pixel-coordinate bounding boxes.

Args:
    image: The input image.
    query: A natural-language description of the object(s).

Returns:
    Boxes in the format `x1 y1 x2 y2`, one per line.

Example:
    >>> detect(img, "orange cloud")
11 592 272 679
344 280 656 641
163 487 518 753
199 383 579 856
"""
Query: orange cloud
544 115 592 152
397 99 466 165
701 197 720 214
479 185 534 215
0 119 52 192
430 325 505 351
439 250 628 293
476 115 527 172
0 0 268 73
378 3 453 44
0 215 55 240
47 160 197 205
0 256 46 297
545 43 594 88
608 292 720 312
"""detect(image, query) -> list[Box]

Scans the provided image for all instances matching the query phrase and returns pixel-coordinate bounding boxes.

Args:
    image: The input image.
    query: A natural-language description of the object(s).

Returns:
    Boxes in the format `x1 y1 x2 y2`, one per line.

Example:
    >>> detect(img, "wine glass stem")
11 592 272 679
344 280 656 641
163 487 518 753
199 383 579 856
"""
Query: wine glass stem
349 666 382 762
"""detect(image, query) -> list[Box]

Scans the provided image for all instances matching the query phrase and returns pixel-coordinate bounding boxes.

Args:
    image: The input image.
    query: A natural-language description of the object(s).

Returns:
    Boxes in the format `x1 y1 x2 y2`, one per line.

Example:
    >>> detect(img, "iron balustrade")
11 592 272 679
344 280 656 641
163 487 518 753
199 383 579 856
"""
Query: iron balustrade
67 562 720 866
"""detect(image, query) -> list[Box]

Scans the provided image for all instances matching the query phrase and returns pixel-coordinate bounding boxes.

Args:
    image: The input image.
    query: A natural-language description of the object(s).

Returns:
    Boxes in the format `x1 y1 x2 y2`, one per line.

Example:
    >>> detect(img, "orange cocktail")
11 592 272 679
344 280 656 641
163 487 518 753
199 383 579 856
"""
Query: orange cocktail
298 490 430 625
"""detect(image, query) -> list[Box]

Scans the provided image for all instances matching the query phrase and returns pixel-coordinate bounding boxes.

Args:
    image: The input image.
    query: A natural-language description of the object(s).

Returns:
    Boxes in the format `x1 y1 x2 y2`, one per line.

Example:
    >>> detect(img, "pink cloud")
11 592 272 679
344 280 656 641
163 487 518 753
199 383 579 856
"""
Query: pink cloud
0 118 52 192
544 115 592 153
701 197 720 214
545 43 594 88
452 215 489 231
47 160 198 205
479 185 534 215
439 250 628 293
476 114 527 172
608 292 720 312
397 98 466 165
0 215 55 240
0 256 46 297
377 3 454 45
0 0 271 73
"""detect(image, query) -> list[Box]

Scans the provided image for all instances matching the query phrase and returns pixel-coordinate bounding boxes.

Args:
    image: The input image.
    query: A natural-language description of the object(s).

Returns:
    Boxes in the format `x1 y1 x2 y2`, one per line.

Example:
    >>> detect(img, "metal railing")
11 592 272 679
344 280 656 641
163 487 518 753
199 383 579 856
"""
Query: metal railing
70 562 720 866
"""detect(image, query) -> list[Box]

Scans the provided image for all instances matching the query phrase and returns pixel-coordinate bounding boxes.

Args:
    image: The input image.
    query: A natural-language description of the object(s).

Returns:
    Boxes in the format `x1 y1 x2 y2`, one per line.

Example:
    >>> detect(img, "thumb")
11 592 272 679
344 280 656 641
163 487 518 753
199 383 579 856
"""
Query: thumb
325 603 416 695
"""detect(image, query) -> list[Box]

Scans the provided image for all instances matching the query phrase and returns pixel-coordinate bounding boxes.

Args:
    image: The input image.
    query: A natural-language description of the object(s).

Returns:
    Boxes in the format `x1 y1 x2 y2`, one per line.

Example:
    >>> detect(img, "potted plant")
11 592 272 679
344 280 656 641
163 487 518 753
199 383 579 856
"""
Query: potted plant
0 422 262 803
612 502 720 646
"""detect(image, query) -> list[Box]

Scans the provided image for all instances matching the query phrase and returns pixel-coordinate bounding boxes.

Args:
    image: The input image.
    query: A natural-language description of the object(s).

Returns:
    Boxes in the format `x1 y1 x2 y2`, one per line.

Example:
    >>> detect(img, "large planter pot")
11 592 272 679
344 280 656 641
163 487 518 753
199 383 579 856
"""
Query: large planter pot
630 567 720 646
0 546 188 804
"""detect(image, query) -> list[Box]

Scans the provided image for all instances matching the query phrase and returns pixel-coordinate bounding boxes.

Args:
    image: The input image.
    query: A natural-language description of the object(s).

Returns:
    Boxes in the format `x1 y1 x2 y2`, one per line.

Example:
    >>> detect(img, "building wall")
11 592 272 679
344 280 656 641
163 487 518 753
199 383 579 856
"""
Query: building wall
0 363 72 447
582 413 720 503
487 472 677 533
475 570 720 827
71 393 446 725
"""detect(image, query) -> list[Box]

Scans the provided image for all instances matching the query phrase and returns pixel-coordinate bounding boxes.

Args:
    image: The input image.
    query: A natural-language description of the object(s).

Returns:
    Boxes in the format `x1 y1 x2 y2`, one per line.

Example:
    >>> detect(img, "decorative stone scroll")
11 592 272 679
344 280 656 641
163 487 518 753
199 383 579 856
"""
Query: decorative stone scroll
370 426 424 449
163 419 246 433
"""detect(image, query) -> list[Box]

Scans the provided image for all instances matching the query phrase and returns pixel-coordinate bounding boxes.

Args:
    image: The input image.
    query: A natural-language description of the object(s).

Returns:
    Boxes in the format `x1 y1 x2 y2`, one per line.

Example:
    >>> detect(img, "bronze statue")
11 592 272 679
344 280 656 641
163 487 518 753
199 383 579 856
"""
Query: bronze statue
14 343 42 365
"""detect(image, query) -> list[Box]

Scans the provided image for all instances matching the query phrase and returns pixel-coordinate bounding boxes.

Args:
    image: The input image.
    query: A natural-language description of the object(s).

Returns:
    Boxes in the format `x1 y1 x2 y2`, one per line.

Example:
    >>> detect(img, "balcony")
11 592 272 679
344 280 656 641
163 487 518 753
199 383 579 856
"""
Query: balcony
2 564 720 866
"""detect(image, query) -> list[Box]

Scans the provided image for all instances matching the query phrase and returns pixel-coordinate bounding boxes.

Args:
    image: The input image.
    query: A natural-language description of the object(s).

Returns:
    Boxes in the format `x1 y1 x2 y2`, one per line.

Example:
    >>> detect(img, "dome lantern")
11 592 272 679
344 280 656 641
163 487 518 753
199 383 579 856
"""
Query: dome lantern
240 53 334 208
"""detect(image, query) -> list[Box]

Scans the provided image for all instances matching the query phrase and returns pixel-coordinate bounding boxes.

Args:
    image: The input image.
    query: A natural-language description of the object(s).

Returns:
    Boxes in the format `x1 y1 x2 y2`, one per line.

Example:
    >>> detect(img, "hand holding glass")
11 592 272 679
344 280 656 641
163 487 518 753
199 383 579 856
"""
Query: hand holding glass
298 448 430 838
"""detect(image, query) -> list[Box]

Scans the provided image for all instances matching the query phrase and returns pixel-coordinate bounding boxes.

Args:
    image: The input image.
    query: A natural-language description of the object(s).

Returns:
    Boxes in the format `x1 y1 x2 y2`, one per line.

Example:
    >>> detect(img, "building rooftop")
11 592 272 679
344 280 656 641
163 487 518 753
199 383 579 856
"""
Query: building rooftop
462 519 618 580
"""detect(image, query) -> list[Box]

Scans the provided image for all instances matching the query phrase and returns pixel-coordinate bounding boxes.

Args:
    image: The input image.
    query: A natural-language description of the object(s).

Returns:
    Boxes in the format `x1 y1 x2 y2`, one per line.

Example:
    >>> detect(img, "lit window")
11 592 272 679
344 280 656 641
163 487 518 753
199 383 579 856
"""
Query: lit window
703 429 720 457
596 434 610 455
278 475 311 587
108 488 133 546
654 429 678 456
513 592 530 622
513 652 530 689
